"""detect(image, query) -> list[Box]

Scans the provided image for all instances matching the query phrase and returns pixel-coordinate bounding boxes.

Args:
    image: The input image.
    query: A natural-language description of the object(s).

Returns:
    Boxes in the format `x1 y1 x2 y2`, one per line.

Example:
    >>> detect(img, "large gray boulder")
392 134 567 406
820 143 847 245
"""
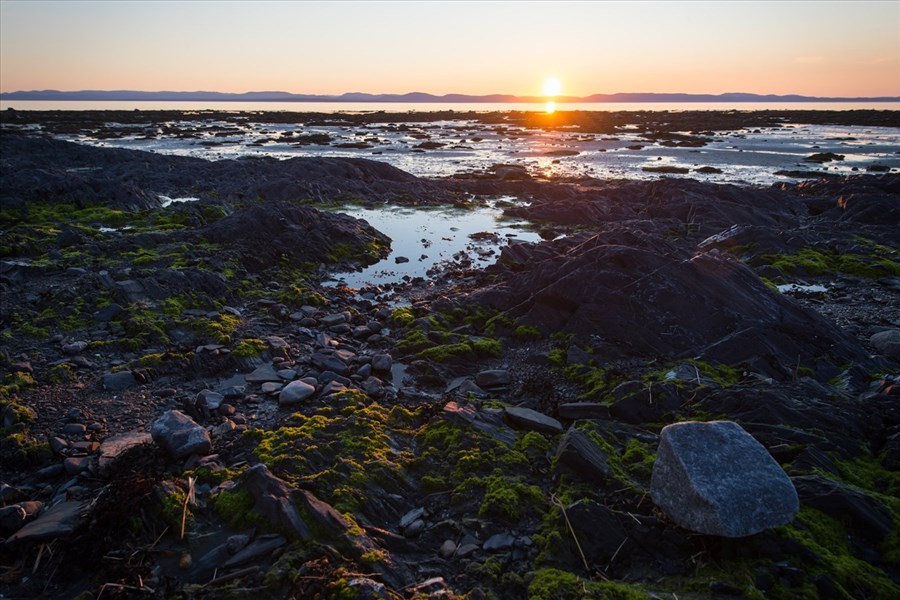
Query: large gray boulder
150 410 212 459
650 420 798 537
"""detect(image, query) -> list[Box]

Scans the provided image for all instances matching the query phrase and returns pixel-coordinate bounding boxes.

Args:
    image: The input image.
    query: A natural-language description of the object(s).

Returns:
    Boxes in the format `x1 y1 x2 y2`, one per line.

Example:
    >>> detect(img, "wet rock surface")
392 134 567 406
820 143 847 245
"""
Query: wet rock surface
1 127 899 599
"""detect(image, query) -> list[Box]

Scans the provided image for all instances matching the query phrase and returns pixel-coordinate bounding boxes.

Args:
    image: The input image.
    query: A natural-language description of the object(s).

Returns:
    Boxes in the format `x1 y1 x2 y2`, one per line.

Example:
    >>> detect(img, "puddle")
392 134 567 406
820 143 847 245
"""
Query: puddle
159 195 200 208
324 197 543 288
777 283 829 294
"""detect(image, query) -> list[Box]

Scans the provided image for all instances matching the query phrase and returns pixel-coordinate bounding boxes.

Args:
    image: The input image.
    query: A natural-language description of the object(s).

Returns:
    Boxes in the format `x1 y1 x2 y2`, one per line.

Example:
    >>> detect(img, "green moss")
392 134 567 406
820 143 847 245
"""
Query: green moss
527 568 650 599
756 247 900 280
621 438 656 478
390 306 417 327
478 472 544 521
233 338 268 358
778 507 900 598
415 337 503 363
0 371 37 398
211 487 268 530
514 325 543 340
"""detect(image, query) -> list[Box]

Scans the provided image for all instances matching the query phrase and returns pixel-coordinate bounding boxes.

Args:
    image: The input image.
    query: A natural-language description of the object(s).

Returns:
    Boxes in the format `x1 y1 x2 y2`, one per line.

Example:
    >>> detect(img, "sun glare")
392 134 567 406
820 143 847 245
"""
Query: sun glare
545 101 556 114
542 77 562 97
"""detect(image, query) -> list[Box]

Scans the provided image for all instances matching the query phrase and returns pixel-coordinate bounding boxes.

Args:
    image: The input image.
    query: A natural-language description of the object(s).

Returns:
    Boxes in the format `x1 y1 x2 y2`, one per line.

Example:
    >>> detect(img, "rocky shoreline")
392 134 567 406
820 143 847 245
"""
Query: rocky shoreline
1 128 899 599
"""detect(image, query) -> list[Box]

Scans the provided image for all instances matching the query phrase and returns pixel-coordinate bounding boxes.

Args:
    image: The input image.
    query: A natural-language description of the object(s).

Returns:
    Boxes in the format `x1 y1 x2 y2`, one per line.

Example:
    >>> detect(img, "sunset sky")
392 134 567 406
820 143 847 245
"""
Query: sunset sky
1 1 898 97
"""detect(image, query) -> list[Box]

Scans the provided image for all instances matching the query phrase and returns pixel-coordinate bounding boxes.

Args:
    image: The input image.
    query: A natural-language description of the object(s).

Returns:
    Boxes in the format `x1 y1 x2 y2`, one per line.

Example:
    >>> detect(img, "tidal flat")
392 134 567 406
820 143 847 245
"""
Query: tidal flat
1 110 899 599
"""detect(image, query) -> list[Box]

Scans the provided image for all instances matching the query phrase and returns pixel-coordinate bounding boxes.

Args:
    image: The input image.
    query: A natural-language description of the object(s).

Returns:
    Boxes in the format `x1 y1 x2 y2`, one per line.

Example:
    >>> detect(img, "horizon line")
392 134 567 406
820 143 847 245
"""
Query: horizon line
2 89 900 102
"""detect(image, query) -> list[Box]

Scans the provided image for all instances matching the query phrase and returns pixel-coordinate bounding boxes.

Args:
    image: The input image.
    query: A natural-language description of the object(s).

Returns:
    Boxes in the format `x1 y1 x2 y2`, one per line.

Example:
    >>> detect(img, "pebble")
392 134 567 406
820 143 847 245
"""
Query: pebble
439 539 457 559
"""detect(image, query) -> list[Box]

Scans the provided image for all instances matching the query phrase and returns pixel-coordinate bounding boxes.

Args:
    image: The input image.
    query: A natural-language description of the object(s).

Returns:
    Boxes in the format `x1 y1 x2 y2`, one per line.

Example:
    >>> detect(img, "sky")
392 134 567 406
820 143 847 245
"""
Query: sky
1 1 898 97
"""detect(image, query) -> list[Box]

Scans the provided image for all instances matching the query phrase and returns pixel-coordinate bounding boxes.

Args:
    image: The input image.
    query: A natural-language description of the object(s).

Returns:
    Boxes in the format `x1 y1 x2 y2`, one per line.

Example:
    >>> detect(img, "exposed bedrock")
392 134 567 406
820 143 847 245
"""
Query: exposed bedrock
469 229 872 381
0 132 455 211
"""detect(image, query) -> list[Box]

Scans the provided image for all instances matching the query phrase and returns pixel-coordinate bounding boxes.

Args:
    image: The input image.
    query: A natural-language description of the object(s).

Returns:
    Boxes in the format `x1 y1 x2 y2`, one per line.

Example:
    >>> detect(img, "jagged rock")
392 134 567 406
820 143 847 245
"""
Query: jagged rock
98 431 153 475
94 303 123 322
101 371 137 391
792 474 893 541
870 329 900 360
442 401 516 445
242 464 350 541
650 421 799 537
556 427 613 482
150 410 212 459
5 500 85 544
312 349 354 375
471 227 872 380
504 407 563 434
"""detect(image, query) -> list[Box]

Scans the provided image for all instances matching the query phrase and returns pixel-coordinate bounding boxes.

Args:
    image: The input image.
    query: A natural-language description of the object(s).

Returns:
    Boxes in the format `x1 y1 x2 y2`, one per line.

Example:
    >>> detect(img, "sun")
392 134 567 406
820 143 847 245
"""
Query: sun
542 77 562 97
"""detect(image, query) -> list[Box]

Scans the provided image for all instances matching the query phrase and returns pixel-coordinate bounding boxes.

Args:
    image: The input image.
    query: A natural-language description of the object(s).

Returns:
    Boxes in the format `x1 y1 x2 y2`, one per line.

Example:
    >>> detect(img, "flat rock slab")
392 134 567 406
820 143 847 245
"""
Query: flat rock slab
475 369 511 388
504 407 563 435
98 431 152 475
650 420 799 537
245 363 283 383
6 500 85 544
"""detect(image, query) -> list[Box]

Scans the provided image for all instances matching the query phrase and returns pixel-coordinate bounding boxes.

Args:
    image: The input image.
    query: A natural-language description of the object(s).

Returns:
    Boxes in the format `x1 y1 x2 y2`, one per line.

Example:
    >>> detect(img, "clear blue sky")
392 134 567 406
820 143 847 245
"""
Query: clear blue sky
1 1 898 96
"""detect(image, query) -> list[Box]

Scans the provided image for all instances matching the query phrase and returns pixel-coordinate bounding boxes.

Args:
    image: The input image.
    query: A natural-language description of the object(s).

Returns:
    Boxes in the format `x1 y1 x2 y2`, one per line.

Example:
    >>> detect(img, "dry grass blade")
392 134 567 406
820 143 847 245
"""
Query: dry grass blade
549 493 590 572
180 476 196 540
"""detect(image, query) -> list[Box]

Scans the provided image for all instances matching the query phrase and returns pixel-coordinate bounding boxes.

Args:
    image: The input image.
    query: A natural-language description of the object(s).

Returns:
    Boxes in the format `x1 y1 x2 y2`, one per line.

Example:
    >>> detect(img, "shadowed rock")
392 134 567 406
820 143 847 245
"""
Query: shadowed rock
150 410 212 459
504 406 563 434
650 420 799 537
556 427 613 482
242 464 350 541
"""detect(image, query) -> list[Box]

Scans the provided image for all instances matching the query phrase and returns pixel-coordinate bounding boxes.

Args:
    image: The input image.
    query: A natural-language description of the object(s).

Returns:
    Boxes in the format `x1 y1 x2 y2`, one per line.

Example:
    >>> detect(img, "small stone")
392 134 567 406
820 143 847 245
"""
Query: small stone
197 390 224 411
49 437 69 455
400 507 428 529
372 353 392 372
278 380 316 405
455 543 479 557
277 369 297 380
403 518 426 538
438 539 457 559
261 381 283 394
870 329 900 360
483 532 516 552
63 423 87 437
62 341 89 355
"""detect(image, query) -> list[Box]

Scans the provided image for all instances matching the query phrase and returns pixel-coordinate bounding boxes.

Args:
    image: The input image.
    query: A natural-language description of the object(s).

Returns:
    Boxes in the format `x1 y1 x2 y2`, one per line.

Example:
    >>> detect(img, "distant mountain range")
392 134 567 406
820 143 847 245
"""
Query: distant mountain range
2 90 899 103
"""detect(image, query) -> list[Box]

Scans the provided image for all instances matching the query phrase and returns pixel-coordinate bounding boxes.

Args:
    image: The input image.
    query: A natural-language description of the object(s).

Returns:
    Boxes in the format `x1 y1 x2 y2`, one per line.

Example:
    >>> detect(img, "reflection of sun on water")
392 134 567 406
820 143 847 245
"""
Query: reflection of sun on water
545 100 556 114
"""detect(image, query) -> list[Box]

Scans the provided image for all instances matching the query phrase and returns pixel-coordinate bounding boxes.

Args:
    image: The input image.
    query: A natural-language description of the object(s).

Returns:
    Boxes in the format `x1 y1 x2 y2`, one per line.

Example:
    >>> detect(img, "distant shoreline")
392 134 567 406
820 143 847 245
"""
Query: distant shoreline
2 90 899 103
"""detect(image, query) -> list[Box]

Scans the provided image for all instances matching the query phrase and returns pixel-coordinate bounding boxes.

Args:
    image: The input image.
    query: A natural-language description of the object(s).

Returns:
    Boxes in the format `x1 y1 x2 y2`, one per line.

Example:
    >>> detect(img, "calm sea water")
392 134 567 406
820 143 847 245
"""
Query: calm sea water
2 100 899 112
